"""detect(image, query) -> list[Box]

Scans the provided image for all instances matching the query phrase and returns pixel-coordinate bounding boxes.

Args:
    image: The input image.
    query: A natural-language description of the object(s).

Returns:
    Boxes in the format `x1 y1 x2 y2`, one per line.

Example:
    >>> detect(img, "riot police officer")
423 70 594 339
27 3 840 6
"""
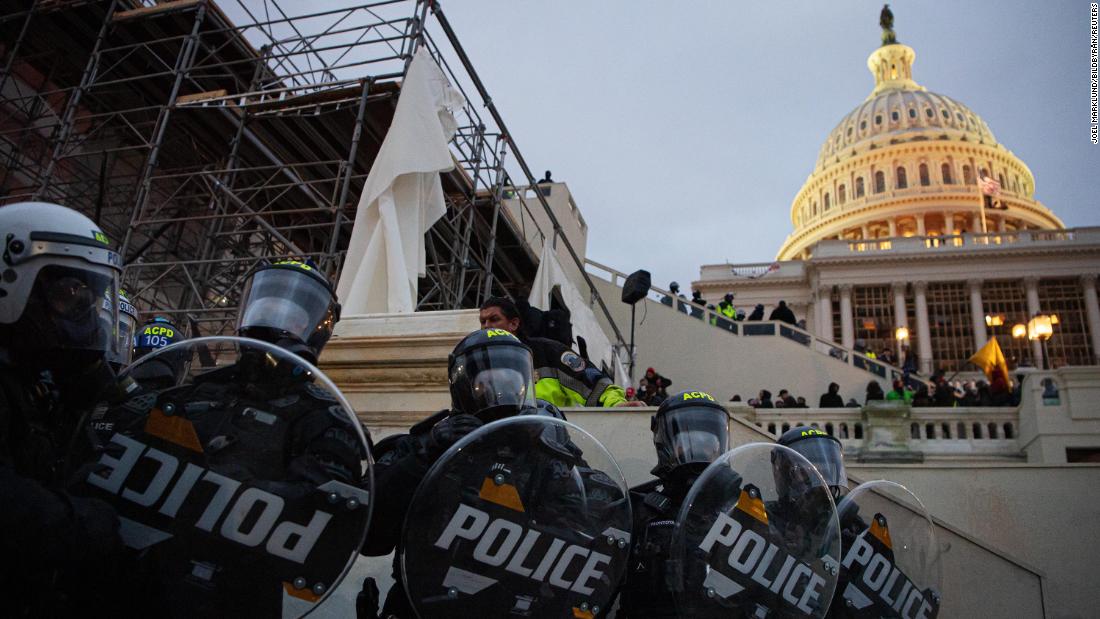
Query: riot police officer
775 425 848 501
766 427 848 574
128 316 187 390
92 259 365 616
361 327 538 617
0 201 127 614
616 390 731 618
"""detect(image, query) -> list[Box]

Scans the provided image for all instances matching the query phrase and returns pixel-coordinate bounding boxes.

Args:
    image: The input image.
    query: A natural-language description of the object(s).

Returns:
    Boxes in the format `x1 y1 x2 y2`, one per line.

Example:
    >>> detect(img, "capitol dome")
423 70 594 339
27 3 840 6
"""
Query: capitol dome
777 30 1063 261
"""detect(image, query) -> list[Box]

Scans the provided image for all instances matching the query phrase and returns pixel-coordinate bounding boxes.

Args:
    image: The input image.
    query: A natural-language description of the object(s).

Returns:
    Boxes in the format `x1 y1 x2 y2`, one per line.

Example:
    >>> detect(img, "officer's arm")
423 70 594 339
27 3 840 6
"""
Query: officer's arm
0 463 122 573
597 383 628 407
361 434 427 556
291 406 364 485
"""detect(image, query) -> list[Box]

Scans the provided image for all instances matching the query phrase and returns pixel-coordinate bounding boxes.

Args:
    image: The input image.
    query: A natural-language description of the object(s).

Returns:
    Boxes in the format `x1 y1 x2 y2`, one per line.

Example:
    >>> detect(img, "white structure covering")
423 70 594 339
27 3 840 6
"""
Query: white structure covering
529 242 621 381
336 48 464 314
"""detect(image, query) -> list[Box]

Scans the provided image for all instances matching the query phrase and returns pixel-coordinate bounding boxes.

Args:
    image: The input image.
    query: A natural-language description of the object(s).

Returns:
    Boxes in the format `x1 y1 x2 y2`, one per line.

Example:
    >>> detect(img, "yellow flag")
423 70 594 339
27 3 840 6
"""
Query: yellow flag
969 337 1008 382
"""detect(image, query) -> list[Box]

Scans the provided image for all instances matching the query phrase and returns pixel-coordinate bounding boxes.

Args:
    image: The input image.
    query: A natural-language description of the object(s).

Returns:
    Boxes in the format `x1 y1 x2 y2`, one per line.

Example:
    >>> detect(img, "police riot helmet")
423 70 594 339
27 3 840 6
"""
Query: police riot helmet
0 202 121 369
448 328 535 422
650 390 730 478
237 259 340 364
133 316 183 359
130 316 188 388
530 398 567 421
775 426 847 499
669 281 680 293
723 292 734 303
104 288 138 369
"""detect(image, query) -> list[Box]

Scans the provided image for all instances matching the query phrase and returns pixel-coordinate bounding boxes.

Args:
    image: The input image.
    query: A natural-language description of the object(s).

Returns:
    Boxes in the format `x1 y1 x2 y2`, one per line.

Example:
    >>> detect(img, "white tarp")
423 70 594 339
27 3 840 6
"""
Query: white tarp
336 48 465 314
528 242 619 379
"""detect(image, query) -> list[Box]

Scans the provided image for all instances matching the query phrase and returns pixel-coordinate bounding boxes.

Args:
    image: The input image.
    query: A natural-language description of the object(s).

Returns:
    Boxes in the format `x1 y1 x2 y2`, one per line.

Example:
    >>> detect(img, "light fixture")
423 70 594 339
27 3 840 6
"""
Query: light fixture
1050 314 1060 325
985 314 1004 327
895 326 909 341
1027 315 1054 341
1011 323 1027 339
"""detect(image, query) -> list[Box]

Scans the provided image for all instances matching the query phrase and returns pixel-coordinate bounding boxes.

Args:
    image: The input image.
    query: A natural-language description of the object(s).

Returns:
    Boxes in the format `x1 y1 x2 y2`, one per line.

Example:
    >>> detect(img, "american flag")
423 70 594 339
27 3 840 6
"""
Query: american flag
979 174 1006 209
978 174 1001 197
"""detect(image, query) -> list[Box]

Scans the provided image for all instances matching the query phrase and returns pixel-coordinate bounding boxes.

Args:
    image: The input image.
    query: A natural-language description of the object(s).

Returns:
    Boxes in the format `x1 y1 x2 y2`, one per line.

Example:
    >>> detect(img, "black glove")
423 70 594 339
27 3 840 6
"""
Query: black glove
418 413 482 461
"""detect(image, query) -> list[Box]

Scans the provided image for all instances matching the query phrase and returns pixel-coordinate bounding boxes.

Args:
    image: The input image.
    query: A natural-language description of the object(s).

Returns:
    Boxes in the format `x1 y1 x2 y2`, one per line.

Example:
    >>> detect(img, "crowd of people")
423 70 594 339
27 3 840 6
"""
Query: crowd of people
723 372 1020 411
625 366 674 405
660 283 800 331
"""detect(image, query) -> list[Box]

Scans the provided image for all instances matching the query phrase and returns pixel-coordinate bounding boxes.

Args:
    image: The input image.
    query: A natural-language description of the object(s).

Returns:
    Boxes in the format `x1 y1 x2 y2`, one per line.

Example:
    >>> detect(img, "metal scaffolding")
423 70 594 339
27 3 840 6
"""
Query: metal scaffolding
0 0 625 353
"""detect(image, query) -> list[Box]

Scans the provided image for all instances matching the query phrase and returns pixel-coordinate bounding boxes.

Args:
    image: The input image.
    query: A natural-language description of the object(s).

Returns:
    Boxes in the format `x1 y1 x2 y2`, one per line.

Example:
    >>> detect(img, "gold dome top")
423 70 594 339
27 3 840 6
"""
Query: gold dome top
814 43 998 174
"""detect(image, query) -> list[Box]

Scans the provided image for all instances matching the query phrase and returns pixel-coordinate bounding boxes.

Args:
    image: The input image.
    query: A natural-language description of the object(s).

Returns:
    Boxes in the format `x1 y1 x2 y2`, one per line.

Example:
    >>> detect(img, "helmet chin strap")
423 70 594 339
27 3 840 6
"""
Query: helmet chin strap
275 338 316 364
475 403 522 423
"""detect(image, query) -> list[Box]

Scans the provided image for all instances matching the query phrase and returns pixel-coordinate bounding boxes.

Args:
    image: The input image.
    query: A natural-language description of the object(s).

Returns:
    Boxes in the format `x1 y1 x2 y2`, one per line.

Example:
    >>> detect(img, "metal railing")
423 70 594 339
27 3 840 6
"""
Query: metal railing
739 405 1022 460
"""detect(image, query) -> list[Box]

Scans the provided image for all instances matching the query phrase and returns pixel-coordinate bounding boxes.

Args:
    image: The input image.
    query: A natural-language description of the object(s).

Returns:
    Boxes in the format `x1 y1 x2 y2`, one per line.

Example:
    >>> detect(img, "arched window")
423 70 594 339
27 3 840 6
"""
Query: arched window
998 173 1006 188
812 201 818 216
855 177 865 198
925 108 934 118
896 166 908 189
875 114 882 125
909 108 917 119
919 163 930 186
874 171 886 193
963 165 975 185
891 110 899 122
838 184 846 204
824 193 831 210
941 163 954 184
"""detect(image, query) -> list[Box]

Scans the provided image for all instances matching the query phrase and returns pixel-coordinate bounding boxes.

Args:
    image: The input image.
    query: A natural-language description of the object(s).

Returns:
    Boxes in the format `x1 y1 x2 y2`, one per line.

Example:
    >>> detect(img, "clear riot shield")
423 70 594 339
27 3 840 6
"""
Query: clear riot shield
670 443 841 618
72 336 373 618
401 415 632 619
832 480 941 618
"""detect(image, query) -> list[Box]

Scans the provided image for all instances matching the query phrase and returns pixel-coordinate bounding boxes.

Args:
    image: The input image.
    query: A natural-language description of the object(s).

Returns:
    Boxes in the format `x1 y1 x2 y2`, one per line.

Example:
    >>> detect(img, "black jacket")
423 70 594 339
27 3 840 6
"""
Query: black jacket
0 366 125 616
819 392 845 408
768 304 797 325
615 478 691 618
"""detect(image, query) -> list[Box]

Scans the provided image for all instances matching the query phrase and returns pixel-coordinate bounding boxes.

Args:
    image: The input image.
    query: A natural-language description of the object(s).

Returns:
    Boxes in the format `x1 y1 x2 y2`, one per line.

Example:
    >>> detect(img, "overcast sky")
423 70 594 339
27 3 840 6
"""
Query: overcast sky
436 1 1099 290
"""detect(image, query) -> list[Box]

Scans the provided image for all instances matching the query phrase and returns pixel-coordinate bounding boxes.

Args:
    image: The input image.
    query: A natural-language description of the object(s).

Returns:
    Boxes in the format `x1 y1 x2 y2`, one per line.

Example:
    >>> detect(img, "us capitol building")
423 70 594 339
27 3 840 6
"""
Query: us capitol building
694 21 1100 375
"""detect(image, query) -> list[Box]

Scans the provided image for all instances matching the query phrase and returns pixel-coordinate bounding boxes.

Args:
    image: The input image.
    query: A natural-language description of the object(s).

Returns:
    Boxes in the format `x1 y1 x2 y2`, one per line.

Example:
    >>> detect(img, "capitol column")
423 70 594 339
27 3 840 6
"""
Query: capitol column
916 214 926 236
968 279 987 350
892 282 909 360
839 284 854 349
1024 276 1044 368
1080 275 1100 364
818 285 835 342
913 281 933 374
888 218 897 238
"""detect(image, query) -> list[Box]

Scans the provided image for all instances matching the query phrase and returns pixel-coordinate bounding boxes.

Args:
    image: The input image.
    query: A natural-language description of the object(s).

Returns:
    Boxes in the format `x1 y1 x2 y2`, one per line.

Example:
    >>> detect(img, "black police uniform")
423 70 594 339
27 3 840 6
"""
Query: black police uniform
371 405 624 619
0 362 127 616
614 390 731 618
361 328 548 618
90 360 364 616
618 477 692 618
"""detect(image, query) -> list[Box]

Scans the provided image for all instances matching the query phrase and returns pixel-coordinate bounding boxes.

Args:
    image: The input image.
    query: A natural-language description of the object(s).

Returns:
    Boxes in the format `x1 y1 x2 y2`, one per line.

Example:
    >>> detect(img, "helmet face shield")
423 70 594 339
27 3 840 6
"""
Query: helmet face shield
449 344 535 419
787 436 847 491
655 406 729 470
238 266 337 351
23 264 119 357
